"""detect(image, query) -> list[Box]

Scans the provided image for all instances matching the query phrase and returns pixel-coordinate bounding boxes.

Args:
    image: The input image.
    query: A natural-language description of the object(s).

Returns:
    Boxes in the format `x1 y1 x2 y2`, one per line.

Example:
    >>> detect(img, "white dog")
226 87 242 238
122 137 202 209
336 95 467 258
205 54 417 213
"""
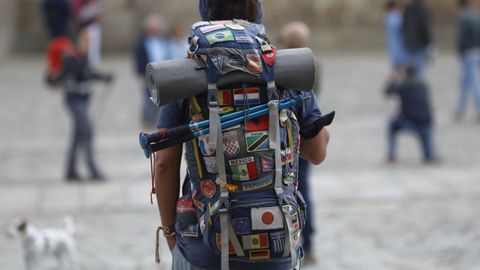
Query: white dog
6 216 79 270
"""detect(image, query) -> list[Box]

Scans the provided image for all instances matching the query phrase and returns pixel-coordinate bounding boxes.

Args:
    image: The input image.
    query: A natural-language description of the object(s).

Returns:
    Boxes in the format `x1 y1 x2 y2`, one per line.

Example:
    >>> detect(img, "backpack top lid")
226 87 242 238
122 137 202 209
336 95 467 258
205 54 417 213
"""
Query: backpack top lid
189 20 276 88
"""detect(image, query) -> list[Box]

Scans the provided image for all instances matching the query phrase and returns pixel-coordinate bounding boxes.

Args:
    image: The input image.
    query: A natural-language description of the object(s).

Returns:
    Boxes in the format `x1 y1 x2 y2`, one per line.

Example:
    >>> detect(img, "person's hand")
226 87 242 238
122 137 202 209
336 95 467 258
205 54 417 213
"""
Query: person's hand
166 236 177 251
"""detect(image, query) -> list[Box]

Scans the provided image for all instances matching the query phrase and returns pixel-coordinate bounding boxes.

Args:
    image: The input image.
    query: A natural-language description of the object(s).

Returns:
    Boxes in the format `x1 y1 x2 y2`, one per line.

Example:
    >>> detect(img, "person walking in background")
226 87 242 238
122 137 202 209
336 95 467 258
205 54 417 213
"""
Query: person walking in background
386 64 435 164
384 0 406 80
455 0 480 122
72 0 103 66
281 20 318 266
133 14 172 130
169 20 190 60
51 29 113 181
402 0 433 77
41 0 71 39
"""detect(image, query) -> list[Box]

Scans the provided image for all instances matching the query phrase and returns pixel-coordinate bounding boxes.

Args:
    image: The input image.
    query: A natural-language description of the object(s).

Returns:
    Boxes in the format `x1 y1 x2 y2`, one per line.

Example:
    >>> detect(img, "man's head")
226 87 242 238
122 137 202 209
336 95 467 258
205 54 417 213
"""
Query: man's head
144 14 166 37
458 0 470 8
385 1 399 11
280 21 311 49
199 0 263 23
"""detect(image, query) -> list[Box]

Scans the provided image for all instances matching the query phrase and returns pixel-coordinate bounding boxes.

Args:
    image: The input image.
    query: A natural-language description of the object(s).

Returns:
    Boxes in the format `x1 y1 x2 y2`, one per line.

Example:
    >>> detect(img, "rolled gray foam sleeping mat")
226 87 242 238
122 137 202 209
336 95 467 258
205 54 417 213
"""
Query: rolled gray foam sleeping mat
146 47 316 106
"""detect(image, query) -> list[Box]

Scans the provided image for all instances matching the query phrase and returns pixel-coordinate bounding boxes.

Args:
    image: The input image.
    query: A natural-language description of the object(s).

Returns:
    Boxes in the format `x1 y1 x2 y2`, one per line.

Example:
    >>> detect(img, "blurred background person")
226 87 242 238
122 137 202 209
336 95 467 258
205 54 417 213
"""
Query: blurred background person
72 0 103 66
41 0 71 40
133 14 171 130
386 64 435 164
50 29 112 181
281 20 318 265
169 20 189 60
455 0 480 122
402 0 433 77
384 0 406 81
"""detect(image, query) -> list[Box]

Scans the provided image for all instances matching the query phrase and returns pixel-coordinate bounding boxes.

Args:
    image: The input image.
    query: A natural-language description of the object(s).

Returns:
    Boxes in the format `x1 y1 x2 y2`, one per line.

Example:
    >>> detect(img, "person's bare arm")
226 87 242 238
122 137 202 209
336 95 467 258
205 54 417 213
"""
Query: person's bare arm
154 144 183 250
300 128 330 165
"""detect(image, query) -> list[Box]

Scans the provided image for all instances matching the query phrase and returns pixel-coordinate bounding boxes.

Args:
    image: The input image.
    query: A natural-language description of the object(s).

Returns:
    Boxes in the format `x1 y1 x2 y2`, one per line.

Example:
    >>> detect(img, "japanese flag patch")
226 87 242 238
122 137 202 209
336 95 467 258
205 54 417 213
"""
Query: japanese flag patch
251 206 284 230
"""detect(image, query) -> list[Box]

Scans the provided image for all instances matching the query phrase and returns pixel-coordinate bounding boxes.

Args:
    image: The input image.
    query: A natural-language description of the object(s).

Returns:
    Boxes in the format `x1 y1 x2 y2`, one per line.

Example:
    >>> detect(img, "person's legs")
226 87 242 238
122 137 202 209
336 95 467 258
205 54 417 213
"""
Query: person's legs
297 158 313 255
388 117 403 161
415 123 434 162
471 53 480 118
65 95 83 180
75 95 104 179
457 54 472 117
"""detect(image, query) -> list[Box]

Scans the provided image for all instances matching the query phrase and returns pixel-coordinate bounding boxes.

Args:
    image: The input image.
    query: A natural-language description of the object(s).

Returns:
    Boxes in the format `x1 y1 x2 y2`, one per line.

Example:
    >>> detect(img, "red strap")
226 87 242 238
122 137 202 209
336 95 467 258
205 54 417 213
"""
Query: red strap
149 152 156 205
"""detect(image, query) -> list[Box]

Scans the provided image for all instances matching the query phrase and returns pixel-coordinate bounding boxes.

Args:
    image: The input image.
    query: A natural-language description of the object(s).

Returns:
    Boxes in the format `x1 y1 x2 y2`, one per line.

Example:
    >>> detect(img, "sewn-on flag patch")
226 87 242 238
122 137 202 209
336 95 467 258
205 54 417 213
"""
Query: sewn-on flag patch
245 131 269 152
249 249 270 260
198 135 216 156
270 231 286 253
281 148 293 165
229 157 258 181
176 197 195 214
215 233 236 254
200 24 226 34
217 90 232 106
246 53 263 73
223 130 240 157
251 206 284 230
260 156 274 172
232 217 251 235
247 115 269 132
242 233 269 250
233 87 260 106
206 30 235 45
235 34 254 44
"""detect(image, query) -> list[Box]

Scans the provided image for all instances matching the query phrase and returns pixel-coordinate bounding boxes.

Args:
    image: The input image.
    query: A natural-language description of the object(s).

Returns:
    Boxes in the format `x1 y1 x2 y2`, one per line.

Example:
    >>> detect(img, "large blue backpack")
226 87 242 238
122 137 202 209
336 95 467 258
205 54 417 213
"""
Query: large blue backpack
175 20 307 269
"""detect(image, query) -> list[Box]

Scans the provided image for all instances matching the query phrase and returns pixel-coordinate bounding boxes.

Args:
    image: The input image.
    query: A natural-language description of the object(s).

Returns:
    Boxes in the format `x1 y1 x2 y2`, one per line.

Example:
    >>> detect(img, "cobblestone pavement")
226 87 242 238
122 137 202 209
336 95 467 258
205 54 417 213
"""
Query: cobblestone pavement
1 53 479 270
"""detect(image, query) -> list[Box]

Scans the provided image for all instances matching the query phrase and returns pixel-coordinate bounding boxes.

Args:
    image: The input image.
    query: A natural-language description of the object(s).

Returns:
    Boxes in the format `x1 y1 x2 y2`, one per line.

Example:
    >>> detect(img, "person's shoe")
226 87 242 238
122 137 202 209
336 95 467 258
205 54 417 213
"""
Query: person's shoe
65 172 82 182
454 114 463 122
90 173 106 182
424 157 441 165
387 156 396 164
302 252 317 267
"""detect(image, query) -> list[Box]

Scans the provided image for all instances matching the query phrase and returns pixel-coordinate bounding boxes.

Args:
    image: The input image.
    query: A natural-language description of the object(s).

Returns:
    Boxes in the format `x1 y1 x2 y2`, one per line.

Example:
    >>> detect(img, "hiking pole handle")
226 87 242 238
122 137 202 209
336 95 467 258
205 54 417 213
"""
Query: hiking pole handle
149 133 196 153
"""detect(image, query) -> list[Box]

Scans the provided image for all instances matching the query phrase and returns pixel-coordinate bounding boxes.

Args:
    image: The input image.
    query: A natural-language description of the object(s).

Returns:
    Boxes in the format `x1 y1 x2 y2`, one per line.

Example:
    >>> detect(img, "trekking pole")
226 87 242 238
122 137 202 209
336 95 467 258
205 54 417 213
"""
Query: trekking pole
140 96 310 157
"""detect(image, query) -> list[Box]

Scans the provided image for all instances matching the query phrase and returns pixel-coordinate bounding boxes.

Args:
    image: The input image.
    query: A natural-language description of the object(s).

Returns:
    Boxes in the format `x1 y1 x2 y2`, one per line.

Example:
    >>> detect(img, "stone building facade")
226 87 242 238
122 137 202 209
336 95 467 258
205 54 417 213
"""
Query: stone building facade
0 0 470 56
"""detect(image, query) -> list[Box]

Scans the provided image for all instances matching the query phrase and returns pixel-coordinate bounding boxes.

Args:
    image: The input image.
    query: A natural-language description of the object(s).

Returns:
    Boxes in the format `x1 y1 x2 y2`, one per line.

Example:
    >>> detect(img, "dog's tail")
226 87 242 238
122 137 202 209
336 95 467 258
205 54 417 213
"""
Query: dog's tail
64 216 75 235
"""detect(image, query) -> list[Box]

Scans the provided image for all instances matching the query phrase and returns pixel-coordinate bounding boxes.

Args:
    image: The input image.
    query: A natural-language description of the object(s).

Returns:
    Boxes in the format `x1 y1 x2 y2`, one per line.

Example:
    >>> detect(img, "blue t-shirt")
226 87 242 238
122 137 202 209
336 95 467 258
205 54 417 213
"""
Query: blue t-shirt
157 91 322 270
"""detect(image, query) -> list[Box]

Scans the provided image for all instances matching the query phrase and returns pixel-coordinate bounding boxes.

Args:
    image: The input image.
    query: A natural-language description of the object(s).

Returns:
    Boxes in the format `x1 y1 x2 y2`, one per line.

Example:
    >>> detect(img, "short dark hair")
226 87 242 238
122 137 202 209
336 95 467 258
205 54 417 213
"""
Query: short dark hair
458 0 469 7
207 0 258 22
385 0 397 11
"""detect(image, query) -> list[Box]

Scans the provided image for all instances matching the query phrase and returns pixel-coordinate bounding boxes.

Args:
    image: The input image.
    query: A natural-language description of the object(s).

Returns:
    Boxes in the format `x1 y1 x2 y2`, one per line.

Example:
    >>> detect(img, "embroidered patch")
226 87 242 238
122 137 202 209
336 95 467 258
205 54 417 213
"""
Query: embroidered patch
176 197 195 214
232 217 251 235
198 135 216 156
229 157 258 181
203 157 218 174
191 113 204 123
260 156 274 172
210 53 224 71
217 90 232 106
239 175 273 192
247 115 269 132
281 148 293 165
223 130 240 157
220 106 235 114
200 179 217 199
262 47 277 66
249 249 270 260
242 233 269 250
206 30 235 45
179 224 199 237
200 24 226 34
279 109 289 127
235 34 254 44
246 53 263 73
192 21 210 29
245 131 269 152
270 231 286 253
215 233 236 254
233 87 260 106
251 206 284 230
226 23 245 30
